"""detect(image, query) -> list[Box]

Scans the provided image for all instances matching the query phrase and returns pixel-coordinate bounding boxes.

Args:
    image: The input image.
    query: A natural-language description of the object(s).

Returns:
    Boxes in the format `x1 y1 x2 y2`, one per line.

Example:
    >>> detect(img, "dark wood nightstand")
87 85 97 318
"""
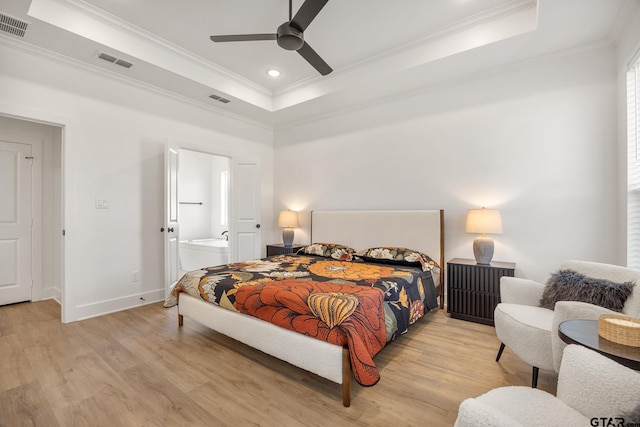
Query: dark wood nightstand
447 258 516 326
266 243 305 256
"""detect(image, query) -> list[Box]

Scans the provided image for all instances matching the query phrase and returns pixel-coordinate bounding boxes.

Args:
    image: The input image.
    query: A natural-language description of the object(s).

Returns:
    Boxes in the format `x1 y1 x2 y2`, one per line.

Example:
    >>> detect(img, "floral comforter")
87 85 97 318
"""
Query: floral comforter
165 254 438 386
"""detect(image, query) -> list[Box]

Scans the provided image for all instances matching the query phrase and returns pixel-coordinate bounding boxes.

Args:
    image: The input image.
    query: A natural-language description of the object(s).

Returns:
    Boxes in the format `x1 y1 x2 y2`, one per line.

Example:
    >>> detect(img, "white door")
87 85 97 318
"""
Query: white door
164 146 180 297
230 158 261 262
0 141 32 306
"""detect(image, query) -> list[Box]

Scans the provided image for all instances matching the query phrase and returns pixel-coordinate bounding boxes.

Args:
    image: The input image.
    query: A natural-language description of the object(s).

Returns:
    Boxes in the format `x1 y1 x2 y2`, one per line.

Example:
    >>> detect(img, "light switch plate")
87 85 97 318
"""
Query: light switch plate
95 198 109 209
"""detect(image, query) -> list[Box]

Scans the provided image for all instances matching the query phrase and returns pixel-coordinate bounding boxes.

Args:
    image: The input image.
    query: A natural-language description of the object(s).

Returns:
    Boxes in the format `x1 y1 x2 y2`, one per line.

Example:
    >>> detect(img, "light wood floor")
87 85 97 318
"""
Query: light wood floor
0 300 557 426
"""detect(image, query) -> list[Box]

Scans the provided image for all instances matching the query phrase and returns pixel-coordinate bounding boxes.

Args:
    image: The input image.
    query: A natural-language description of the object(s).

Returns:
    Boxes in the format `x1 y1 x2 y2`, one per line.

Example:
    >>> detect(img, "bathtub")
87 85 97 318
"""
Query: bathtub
179 238 229 272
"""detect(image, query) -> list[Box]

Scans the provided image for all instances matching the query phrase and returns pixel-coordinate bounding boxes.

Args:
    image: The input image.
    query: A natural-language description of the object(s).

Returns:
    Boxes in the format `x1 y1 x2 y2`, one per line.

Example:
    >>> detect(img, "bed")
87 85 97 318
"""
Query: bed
167 209 445 406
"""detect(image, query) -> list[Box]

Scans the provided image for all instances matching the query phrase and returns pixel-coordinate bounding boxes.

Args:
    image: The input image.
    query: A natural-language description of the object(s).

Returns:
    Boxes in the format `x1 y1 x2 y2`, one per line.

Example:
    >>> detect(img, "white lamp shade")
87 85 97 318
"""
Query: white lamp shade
278 210 299 228
465 208 503 235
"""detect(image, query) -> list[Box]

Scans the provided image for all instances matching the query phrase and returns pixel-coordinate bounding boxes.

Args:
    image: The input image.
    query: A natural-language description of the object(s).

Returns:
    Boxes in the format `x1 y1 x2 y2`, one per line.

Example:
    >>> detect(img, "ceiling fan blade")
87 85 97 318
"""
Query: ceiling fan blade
297 42 332 76
290 0 329 32
210 34 277 43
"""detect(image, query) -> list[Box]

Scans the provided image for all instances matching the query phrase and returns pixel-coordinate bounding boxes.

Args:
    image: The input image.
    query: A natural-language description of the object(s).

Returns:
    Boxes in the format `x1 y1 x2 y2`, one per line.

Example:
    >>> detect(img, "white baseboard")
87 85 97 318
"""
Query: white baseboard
40 286 61 303
73 288 165 321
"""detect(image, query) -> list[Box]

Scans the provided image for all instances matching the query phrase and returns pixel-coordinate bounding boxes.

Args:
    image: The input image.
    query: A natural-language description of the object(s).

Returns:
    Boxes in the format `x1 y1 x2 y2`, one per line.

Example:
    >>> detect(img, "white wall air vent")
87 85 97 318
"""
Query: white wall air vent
0 12 29 38
97 52 133 69
209 94 230 104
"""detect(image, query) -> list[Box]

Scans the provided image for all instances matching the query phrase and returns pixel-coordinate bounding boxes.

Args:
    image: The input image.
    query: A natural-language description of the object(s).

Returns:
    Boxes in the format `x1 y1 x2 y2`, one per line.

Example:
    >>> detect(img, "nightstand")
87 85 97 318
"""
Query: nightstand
447 258 516 326
266 243 305 256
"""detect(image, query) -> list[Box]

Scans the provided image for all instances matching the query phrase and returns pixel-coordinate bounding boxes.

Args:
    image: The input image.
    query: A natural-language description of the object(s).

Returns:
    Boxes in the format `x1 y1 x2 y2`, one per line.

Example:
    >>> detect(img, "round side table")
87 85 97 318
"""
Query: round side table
558 319 640 370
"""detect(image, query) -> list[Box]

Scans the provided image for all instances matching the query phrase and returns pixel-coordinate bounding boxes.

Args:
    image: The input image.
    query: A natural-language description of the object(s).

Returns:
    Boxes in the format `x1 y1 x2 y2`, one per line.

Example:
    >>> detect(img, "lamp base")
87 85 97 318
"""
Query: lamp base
282 228 294 247
473 236 495 265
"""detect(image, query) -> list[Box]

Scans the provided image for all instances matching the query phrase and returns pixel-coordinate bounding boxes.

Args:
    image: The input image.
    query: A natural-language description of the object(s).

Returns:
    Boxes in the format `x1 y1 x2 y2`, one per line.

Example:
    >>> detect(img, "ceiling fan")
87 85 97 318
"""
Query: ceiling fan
210 0 332 76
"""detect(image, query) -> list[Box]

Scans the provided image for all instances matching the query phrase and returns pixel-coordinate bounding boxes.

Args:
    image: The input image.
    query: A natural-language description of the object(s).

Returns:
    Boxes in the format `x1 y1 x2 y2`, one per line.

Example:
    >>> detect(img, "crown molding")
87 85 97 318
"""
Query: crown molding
607 0 640 45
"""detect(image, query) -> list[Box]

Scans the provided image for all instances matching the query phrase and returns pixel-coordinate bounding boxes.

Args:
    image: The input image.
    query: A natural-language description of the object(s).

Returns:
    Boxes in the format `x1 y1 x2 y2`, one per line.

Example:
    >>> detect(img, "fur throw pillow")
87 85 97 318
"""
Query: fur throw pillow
539 269 635 311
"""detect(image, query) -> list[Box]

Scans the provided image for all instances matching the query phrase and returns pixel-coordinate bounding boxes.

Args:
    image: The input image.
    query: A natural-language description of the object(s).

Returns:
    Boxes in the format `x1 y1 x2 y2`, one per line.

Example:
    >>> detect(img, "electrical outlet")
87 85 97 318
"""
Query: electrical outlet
131 271 140 282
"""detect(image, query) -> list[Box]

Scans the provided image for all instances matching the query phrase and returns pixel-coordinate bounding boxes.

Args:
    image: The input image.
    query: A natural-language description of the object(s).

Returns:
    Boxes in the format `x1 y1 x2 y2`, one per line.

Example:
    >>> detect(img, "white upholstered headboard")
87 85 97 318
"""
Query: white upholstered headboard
311 210 445 305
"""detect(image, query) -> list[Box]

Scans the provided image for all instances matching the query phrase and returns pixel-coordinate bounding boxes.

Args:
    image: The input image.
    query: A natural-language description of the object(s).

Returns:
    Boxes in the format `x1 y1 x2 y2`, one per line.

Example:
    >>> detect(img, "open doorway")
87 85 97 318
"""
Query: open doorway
0 115 63 309
177 149 230 273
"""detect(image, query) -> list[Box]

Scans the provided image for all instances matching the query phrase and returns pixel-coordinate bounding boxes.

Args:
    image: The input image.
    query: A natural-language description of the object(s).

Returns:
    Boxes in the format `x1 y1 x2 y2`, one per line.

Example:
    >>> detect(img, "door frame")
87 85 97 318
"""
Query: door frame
165 138 233 296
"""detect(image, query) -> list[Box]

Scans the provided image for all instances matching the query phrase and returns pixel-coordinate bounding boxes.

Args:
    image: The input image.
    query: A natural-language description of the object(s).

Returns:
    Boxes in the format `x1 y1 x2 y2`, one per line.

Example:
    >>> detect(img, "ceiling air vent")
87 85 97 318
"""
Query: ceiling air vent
97 52 133 69
209 94 230 104
0 12 29 38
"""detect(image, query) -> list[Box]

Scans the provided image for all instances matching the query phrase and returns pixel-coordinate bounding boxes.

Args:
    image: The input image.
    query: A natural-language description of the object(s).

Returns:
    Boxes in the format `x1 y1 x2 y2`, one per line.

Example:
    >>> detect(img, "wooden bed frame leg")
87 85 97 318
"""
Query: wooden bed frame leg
176 293 183 327
342 347 351 407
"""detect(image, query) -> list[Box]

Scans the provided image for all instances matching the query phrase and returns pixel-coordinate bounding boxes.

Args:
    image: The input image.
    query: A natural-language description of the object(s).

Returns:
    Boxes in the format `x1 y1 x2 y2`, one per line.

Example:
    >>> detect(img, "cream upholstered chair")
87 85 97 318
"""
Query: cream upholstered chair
455 345 640 427
494 260 640 387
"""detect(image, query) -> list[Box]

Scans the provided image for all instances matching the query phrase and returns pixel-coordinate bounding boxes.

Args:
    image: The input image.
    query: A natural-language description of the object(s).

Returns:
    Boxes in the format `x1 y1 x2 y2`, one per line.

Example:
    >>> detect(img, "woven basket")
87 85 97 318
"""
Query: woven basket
598 314 640 347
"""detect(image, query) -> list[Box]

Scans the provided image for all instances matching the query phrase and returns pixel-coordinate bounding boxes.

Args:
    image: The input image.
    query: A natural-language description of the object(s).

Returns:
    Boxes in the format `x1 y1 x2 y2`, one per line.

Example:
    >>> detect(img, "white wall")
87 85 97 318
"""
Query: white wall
0 42 274 322
275 46 619 283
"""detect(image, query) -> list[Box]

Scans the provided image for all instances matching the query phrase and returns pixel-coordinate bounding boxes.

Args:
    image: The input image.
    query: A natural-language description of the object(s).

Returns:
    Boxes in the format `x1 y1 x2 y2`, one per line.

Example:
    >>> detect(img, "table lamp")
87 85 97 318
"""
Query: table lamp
465 207 503 265
278 210 299 247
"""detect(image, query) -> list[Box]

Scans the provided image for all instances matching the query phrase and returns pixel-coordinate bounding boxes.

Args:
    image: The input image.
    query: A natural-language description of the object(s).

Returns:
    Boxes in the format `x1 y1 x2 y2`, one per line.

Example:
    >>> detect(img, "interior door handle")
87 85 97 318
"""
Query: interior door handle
168 227 175 232
256 224 261 228
160 227 165 232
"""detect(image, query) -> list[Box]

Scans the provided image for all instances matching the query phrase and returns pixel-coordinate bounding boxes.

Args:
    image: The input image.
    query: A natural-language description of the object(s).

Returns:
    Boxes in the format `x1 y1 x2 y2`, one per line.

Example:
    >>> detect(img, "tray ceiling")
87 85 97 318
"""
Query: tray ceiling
0 0 633 126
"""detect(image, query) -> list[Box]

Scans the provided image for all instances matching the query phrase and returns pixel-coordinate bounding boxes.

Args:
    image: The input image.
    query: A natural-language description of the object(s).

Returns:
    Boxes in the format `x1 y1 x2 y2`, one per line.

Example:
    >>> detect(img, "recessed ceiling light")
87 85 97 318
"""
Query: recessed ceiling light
267 69 281 77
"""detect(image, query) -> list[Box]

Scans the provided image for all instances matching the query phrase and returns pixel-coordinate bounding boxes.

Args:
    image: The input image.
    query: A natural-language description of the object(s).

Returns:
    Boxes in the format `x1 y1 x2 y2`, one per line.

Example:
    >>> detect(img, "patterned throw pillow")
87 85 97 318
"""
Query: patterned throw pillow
358 247 438 272
297 243 356 261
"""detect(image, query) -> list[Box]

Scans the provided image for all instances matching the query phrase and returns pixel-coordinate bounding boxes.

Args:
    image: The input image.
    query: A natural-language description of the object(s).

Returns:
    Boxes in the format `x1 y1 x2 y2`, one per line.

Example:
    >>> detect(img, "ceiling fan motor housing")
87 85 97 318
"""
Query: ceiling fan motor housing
277 22 304 50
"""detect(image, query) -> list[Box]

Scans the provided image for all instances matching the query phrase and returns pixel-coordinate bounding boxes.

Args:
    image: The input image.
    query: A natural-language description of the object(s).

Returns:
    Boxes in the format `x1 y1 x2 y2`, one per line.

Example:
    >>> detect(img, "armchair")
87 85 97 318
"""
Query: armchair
494 260 640 387
455 345 640 427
